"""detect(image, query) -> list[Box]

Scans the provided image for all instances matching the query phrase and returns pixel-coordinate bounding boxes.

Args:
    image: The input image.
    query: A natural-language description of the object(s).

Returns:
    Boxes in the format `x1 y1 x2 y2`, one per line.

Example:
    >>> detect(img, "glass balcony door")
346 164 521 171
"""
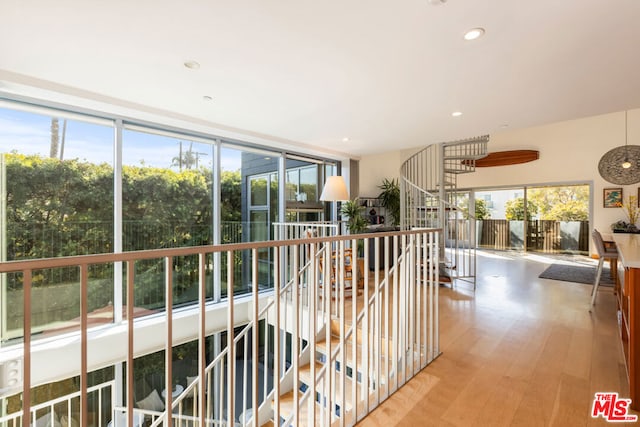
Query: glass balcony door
473 184 590 255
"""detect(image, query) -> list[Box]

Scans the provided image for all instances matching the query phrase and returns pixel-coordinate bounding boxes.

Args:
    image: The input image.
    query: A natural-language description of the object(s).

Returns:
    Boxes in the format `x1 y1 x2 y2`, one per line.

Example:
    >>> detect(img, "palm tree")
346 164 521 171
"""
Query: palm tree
49 118 68 160
172 142 197 170
50 118 59 158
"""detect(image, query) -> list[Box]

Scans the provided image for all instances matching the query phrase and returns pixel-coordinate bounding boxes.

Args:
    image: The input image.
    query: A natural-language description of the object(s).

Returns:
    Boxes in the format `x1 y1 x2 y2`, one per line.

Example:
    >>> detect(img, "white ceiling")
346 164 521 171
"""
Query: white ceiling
1 0 640 157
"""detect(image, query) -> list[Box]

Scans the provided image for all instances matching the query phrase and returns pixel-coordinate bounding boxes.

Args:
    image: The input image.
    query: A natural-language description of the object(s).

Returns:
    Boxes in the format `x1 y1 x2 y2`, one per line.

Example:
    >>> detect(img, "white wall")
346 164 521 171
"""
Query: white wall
358 108 640 251
357 150 404 198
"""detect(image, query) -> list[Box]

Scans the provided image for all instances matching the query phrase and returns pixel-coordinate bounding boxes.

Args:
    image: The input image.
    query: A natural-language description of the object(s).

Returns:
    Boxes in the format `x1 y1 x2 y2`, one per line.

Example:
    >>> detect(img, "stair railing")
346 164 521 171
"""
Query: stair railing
400 136 489 290
0 228 439 427
268 229 441 427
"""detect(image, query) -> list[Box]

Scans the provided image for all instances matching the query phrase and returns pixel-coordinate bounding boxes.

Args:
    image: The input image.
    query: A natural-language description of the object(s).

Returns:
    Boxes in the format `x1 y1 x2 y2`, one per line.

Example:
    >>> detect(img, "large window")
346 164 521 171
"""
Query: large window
122 128 214 251
227 147 280 292
0 105 114 342
122 128 216 310
474 184 590 254
285 164 321 222
0 98 341 345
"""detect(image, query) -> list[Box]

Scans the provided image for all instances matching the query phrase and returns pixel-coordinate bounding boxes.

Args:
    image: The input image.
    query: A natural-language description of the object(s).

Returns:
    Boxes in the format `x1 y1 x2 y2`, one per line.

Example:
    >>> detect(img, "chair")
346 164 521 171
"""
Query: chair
590 229 618 307
318 248 362 299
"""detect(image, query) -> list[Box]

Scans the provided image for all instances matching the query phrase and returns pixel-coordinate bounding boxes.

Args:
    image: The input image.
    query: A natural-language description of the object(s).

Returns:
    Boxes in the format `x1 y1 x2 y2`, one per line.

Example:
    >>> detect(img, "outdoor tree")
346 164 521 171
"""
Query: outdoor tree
171 141 198 170
474 199 490 220
457 197 491 220
220 170 242 222
526 186 589 221
50 118 59 158
504 197 538 220
49 118 67 160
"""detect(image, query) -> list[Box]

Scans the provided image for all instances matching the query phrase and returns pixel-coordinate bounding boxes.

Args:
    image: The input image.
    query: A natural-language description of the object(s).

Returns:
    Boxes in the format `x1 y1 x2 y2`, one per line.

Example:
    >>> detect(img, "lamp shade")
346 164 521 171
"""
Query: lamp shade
598 145 640 185
320 176 349 201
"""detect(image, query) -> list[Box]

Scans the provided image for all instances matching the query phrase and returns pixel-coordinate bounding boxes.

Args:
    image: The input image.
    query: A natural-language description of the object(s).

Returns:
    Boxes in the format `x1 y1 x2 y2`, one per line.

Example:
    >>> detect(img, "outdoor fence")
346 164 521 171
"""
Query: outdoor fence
477 219 589 253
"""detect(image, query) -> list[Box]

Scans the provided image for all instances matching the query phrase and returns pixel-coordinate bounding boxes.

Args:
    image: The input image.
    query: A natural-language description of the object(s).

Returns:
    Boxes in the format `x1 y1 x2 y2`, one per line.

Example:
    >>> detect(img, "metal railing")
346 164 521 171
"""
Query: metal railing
0 228 440 426
0 380 115 426
400 136 489 290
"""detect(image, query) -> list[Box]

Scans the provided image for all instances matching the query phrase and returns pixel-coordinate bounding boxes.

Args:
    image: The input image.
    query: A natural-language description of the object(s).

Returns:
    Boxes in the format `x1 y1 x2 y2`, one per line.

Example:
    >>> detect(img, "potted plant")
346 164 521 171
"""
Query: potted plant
378 178 400 227
612 195 640 233
340 198 368 235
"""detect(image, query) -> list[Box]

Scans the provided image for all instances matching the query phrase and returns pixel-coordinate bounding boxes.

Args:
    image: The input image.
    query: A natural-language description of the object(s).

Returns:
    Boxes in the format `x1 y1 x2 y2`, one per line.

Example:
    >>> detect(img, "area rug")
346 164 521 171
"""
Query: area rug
538 263 614 286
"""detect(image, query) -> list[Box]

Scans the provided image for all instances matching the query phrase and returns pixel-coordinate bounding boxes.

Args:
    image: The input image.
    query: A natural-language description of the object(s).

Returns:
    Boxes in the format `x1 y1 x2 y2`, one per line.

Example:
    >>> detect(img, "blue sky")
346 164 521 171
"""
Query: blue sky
0 107 242 171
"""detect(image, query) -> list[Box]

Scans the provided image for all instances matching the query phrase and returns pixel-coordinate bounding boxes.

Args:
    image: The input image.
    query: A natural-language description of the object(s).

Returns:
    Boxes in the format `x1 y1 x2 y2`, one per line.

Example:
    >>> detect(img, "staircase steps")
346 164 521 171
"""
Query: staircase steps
274 390 314 426
273 390 344 427
442 137 489 160
264 316 397 426
272 377 389 427
298 360 325 385
315 333 392 371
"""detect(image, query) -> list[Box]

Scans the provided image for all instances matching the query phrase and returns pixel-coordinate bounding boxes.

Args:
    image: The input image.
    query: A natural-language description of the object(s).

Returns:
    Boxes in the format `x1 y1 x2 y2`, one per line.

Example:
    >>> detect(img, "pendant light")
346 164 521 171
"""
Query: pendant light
598 111 640 185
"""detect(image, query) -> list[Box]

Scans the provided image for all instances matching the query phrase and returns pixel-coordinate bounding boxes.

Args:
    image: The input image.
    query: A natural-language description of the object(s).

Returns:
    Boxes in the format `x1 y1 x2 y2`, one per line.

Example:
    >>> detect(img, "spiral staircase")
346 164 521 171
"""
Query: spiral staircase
400 135 490 289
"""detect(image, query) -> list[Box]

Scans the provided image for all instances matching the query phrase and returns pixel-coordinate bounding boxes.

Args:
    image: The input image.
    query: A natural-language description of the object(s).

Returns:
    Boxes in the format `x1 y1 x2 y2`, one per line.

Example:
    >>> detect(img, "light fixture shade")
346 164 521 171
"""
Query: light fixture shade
598 145 640 185
320 176 349 201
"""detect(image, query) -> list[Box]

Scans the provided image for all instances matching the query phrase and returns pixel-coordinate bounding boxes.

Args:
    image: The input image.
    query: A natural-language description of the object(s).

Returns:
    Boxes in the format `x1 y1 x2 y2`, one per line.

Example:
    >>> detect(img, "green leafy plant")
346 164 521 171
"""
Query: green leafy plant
504 197 538 221
340 198 368 234
378 178 400 226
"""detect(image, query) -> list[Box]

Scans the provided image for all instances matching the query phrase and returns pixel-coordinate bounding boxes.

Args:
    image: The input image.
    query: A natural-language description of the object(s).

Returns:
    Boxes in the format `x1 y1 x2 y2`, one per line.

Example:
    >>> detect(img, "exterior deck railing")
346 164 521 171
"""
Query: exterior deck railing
0 228 440 426
0 380 115 426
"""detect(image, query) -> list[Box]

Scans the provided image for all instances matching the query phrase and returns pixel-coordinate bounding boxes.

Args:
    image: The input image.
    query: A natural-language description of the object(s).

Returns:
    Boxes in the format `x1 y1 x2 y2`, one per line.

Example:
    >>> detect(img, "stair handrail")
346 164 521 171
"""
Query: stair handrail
400 135 490 211
400 137 487 289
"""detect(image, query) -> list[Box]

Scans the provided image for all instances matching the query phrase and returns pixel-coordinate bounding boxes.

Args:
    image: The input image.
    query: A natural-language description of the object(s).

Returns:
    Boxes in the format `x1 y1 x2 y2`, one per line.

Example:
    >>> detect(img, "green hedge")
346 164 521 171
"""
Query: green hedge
3 153 241 289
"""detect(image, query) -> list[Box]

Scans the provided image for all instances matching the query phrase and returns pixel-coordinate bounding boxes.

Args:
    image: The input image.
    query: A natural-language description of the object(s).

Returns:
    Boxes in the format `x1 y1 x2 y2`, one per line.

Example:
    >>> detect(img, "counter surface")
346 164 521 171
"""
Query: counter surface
612 233 640 269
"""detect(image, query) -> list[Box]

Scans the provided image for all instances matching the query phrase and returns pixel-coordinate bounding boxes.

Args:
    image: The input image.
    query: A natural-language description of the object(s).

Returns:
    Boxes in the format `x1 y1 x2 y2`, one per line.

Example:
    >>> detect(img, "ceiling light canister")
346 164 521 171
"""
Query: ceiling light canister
184 60 201 70
464 28 485 41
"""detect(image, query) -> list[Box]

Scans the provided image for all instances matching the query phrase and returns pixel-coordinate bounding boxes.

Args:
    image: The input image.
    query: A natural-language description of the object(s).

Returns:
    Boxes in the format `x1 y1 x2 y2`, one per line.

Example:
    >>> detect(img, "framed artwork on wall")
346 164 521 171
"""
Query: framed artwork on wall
603 188 623 208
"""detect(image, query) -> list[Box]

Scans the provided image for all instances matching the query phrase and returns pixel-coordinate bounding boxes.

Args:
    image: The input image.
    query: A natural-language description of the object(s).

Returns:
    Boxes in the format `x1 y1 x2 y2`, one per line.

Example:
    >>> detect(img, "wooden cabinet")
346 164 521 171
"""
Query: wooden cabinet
618 265 640 410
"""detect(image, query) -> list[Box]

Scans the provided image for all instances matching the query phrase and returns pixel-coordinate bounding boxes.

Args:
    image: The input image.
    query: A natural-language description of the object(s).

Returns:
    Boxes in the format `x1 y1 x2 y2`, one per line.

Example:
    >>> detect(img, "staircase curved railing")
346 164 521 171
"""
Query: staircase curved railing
400 135 490 289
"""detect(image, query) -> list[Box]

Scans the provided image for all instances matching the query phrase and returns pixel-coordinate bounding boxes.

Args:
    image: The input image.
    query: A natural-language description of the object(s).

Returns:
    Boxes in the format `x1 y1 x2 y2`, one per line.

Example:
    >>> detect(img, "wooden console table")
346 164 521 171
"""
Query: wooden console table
611 233 640 410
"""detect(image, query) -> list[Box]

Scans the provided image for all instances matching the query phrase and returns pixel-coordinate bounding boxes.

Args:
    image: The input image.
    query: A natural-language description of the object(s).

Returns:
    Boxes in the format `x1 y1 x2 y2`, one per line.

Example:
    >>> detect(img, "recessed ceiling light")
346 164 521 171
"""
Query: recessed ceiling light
427 0 447 4
342 137 350 142
452 111 463 117
184 60 201 70
202 95 213 102
500 124 509 129
464 28 485 41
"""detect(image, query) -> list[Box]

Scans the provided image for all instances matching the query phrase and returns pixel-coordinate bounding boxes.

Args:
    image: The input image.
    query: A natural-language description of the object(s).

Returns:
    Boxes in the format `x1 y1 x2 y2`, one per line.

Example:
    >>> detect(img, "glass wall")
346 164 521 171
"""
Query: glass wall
285 157 324 222
122 128 215 311
220 147 280 297
474 184 590 254
0 98 342 345
475 188 525 251
526 184 590 254
0 105 115 342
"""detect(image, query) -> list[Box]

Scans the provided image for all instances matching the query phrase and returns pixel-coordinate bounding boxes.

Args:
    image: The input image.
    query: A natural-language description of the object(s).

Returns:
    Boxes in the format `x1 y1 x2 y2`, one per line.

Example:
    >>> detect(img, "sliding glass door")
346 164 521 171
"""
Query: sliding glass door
526 184 590 255
473 184 590 255
475 188 525 250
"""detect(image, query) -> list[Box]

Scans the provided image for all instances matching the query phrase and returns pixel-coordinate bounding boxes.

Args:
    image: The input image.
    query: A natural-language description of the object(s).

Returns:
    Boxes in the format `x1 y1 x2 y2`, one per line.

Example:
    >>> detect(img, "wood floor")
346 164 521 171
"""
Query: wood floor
358 250 635 427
